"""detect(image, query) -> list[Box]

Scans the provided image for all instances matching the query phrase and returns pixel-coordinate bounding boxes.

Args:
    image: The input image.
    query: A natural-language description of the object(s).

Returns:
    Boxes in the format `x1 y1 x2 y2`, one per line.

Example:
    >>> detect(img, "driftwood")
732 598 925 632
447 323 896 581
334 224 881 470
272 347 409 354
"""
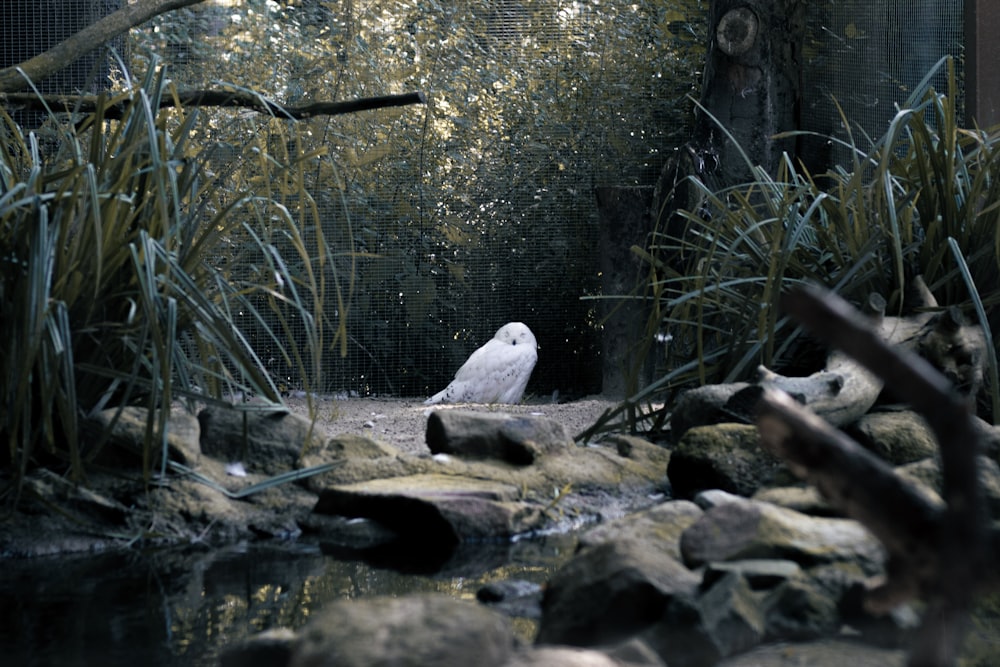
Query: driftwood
1 90 427 121
728 294 887 428
756 284 991 667
727 277 986 428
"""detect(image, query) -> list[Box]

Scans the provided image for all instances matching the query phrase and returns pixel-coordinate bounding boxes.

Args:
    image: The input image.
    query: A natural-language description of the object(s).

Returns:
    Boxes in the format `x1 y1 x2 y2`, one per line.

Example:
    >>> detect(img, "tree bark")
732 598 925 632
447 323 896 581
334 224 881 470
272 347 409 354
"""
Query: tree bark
0 0 209 93
595 186 655 398
693 0 806 187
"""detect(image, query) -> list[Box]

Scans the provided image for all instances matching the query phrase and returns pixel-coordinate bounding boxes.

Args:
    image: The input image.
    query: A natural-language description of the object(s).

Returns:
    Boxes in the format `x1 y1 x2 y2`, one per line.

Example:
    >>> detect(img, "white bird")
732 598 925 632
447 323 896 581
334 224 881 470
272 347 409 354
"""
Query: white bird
425 322 538 404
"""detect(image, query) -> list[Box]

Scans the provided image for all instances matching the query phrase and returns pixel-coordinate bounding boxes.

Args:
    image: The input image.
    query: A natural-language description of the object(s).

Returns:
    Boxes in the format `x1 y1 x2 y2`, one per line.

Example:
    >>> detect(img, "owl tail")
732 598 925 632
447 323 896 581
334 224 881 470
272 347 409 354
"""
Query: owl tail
424 388 448 404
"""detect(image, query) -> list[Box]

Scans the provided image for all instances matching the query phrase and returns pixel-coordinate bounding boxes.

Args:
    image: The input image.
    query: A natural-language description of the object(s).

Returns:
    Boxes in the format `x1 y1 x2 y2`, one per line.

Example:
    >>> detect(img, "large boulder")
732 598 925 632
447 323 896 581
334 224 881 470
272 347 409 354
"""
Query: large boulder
86 406 201 467
507 644 664 666
715 638 906 666
670 383 751 439
426 409 573 464
578 500 703 561
895 454 1000 517
847 410 939 465
198 405 321 475
312 473 542 546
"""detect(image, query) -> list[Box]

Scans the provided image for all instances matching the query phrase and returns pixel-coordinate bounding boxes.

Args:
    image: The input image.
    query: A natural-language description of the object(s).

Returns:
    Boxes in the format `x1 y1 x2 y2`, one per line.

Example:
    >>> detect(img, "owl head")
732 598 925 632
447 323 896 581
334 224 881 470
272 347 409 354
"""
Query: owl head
495 322 537 349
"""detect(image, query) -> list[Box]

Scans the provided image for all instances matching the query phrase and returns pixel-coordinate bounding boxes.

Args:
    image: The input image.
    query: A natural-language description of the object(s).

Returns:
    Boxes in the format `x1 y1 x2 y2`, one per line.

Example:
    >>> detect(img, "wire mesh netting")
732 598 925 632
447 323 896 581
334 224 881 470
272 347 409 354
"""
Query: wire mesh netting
800 0 965 168
121 0 706 400
0 0 126 127
1 1 971 401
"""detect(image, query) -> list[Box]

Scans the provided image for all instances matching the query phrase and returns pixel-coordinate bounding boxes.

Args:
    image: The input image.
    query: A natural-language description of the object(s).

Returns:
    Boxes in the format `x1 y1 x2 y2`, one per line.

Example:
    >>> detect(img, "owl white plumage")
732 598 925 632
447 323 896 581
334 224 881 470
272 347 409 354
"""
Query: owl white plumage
425 322 538 404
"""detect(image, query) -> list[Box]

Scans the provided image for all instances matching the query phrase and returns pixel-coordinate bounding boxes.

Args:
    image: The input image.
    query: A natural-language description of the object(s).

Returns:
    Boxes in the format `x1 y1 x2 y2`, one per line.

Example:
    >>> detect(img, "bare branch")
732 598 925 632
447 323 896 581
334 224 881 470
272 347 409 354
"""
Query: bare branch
756 284 992 667
757 388 945 608
1 90 427 120
780 285 988 577
0 0 209 93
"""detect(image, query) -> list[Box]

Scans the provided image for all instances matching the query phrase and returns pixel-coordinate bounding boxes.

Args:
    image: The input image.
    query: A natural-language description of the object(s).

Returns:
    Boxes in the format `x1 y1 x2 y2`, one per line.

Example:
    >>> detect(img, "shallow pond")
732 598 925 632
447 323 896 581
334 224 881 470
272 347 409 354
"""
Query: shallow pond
0 533 577 666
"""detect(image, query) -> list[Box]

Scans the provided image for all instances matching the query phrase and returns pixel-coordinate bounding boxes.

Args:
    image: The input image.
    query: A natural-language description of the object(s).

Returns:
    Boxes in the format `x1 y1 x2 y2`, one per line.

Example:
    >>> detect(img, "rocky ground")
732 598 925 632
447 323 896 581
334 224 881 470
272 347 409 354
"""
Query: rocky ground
281 394 623 456
5 386 998 666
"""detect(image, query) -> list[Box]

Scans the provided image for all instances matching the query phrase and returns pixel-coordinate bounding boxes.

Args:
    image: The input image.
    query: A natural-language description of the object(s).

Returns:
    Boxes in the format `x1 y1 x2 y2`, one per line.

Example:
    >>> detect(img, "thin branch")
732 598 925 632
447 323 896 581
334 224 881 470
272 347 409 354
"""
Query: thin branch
1 90 428 120
0 0 209 93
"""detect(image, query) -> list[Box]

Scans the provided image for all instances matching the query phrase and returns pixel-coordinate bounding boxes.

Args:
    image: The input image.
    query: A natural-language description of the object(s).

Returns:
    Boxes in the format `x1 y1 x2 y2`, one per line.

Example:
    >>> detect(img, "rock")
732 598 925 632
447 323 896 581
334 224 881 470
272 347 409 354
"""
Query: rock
508 645 663 666
692 488 746 510
602 638 668 666
752 485 837 517
477 579 544 620
425 409 573 464
671 383 751 439
603 433 663 459
220 627 296 667
289 594 514 667
702 559 802 591
762 575 840 640
715 638 906 667
578 500 703 561
697 572 766 657
312 473 543 545
536 538 700 647
848 410 939 464
297 433 423 491
971 414 1000 460
895 455 1000 516
21 468 131 525
638 593 722 667
679 495 885 575
297 513 399 550
317 433 402 460
667 424 790 499
199 405 321 475
86 406 201 466
836 569 921 648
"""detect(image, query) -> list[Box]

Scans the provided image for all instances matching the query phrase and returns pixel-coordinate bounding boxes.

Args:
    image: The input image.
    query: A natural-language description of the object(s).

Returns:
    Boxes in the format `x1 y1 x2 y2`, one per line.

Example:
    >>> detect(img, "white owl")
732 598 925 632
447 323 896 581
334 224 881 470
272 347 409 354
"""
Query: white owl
425 322 538 404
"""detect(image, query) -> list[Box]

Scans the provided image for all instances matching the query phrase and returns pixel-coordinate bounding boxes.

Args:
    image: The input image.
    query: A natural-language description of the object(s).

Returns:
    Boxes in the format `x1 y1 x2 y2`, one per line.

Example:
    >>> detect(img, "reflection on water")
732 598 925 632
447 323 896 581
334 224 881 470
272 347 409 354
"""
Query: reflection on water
0 534 576 666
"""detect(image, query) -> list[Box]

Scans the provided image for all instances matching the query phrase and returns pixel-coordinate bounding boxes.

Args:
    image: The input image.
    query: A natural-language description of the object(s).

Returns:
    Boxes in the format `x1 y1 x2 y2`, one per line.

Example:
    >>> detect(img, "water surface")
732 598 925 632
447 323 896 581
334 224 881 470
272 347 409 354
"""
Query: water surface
0 534 576 666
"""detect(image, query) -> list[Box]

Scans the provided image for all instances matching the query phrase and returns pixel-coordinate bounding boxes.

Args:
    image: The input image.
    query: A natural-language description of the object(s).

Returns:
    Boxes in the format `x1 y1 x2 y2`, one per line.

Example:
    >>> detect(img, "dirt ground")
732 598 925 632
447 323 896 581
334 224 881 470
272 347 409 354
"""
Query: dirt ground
282 395 623 453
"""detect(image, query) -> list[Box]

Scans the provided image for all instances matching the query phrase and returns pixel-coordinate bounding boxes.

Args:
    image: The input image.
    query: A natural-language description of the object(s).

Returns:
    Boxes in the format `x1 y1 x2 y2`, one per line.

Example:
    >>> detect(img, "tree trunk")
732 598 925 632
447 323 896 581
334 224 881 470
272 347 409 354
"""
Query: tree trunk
693 0 806 188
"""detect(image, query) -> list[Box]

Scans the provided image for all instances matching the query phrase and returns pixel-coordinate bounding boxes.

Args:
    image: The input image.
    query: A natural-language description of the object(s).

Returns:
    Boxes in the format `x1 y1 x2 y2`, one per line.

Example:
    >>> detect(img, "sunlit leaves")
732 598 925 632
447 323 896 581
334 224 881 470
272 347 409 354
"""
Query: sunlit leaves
129 0 708 395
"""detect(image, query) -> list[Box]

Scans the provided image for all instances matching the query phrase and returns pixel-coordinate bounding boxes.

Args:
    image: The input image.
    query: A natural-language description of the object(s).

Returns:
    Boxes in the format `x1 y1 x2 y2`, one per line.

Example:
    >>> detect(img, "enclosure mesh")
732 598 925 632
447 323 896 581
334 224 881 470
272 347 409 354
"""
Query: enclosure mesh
122 0 694 400
800 0 965 169
0 1 126 127
1 1 971 400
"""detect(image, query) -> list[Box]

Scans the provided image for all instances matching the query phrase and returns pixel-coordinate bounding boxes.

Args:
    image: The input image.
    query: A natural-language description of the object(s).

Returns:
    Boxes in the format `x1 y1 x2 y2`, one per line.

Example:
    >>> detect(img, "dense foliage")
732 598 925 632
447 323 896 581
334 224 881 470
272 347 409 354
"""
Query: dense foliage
2 0 709 487
0 66 334 486
132 0 708 397
589 58 1000 436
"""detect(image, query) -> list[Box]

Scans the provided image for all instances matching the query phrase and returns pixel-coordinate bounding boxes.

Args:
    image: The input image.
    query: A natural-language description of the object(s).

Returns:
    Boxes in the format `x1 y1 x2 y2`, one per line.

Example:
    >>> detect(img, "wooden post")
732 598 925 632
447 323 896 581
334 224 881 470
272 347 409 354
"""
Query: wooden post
965 0 1000 129
595 186 654 399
